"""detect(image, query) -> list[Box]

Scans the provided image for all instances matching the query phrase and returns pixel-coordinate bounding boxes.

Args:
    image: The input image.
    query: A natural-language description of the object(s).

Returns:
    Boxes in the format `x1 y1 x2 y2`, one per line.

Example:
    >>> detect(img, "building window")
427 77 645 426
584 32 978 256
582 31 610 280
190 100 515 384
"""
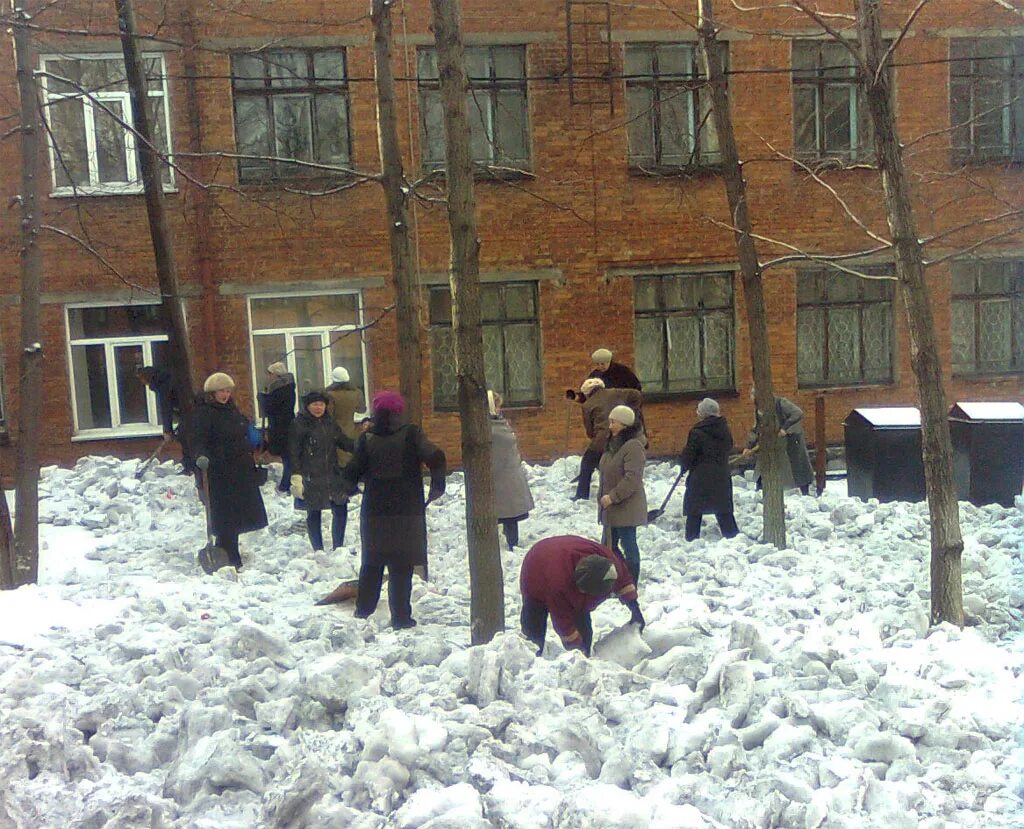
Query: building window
248 292 367 410
66 304 169 436
634 272 735 395
40 54 173 195
792 41 872 165
230 50 352 181
950 38 1024 163
418 46 530 172
952 260 1024 376
625 43 722 171
429 282 542 409
797 265 894 387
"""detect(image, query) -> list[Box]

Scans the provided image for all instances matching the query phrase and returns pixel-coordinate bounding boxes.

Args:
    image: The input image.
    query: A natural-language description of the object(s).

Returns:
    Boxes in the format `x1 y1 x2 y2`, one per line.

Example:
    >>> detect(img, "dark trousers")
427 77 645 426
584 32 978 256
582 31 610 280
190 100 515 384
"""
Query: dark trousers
610 526 641 585
306 504 347 551
574 449 602 499
685 512 739 541
277 456 293 492
356 563 414 625
216 529 242 567
500 518 520 549
520 596 594 656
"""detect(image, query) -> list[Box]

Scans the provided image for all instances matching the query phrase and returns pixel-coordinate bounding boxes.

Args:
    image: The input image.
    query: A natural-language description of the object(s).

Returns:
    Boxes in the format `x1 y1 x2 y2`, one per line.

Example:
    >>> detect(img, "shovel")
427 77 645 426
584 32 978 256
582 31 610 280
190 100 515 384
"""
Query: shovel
646 469 686 522
197 470 232 574
134 435 170 480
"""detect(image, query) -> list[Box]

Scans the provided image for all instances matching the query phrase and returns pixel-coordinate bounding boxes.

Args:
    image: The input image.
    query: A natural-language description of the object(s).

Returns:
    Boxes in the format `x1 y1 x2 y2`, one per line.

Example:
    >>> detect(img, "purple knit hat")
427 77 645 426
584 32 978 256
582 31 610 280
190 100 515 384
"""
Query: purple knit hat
372 390 406 415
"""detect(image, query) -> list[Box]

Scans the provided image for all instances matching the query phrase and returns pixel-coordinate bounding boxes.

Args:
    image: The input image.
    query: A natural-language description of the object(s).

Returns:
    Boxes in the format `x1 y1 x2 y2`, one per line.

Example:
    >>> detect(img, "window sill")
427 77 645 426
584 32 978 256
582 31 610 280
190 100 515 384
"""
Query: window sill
952 370 1024 381
72 426 163 442
51 184 178 199
433 400 542 413
236 173 358 189
791 157 876 173
797 380 895 392
421 165 535 183
951 154 1024 169
628 164 722 179
643 388 739 404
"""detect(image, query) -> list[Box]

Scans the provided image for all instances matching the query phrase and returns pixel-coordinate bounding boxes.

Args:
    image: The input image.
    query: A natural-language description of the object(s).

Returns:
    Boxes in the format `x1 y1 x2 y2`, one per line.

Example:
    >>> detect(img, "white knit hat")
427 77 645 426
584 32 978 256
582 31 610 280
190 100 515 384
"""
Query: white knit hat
697 397 720 418
266 361 287 376
581 377 605 396
591 348 613 363
331 366 350 383
203 372 235 392
608 405 636 426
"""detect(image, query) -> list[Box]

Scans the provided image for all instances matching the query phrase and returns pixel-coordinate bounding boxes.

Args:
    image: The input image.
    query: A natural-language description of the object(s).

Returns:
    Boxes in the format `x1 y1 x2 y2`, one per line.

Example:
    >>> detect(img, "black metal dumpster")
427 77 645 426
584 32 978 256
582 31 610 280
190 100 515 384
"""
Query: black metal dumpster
844 408 927 502
949 401 1024 508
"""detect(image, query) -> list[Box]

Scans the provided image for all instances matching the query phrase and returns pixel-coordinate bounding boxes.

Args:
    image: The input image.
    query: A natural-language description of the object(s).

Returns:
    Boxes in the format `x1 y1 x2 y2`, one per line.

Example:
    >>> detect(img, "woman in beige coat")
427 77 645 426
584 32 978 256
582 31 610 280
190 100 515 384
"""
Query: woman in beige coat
597 404 647 585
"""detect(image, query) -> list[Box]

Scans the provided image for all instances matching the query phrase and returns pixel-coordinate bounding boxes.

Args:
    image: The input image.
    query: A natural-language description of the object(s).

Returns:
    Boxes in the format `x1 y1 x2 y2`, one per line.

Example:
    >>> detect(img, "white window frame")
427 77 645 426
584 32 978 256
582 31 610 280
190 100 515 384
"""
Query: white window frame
65 302 168 440
246 289 370 419
39 52 175 196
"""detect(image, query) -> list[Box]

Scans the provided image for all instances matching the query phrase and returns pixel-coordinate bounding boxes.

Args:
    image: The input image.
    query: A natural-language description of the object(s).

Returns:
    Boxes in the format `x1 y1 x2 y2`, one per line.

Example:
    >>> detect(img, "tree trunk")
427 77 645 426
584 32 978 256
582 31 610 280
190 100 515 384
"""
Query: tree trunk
430 0 504 644
12 6 43 585
697 0 786 547
116 0 196 422
372 0 423 425
856 0 963 627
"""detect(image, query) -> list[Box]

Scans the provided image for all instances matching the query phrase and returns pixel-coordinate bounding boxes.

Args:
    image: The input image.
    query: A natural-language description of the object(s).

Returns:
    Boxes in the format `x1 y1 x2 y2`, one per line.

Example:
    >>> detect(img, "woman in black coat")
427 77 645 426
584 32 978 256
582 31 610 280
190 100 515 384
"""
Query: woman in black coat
342 390 446 629
678 397 739 542
288 390 355 552
191 372 268 567
258 362 297 493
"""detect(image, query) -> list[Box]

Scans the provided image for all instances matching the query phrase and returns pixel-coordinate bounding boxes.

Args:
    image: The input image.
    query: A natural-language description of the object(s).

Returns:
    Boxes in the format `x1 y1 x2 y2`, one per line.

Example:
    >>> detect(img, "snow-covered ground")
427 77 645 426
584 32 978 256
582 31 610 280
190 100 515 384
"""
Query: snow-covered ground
0 455 1022 828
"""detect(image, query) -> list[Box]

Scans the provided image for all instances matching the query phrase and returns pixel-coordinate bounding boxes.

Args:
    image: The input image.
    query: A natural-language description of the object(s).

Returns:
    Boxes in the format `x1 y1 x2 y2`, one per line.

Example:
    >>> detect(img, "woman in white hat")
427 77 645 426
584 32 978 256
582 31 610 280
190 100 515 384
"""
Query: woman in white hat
597 404 647 585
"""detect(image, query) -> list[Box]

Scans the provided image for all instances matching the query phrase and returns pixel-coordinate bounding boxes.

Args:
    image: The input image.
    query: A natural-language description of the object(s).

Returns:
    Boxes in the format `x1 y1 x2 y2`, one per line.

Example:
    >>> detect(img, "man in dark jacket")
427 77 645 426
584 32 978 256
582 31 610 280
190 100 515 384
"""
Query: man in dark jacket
258 362 297 493
342 390 446 629
679 397 739 541
138 365 195 473
520 535 644 657
588 348 642 391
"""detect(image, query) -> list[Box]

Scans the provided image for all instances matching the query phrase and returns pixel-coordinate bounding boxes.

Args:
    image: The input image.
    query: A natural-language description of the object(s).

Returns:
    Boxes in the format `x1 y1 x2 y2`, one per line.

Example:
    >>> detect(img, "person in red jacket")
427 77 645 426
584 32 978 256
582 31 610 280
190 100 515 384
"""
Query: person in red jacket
519 535 645 656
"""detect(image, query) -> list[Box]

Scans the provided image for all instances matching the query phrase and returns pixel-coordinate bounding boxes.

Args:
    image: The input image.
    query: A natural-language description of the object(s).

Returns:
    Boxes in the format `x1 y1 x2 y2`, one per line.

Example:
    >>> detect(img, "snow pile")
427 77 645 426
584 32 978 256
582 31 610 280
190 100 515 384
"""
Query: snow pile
0 455 1021 828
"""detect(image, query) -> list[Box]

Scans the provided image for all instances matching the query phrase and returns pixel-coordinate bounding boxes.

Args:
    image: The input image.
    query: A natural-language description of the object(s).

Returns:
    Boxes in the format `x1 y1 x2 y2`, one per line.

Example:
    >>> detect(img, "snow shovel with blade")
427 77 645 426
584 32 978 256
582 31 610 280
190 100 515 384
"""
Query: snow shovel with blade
646 469 685 522
314 579 360 606
197 470 232 574
134 435 170 480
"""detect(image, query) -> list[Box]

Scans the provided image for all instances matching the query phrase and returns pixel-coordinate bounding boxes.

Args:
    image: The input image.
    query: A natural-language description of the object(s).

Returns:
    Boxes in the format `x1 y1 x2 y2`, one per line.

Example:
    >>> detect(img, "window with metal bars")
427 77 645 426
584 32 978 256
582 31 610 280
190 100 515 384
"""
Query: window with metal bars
796 264 895 388
951 260 1024 376
633 272 735 396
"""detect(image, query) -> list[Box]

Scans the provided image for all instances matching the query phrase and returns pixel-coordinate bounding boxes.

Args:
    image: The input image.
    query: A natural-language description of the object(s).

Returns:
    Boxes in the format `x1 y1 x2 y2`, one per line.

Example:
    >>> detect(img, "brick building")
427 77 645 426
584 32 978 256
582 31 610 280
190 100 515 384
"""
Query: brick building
0 0 1022 469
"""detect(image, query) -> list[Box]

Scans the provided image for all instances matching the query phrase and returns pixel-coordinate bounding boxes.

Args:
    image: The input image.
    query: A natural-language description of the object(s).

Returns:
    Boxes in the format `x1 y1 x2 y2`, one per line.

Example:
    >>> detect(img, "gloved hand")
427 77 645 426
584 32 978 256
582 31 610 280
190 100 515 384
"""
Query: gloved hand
627 600 646 633
196 456 210 470
290 474 304 500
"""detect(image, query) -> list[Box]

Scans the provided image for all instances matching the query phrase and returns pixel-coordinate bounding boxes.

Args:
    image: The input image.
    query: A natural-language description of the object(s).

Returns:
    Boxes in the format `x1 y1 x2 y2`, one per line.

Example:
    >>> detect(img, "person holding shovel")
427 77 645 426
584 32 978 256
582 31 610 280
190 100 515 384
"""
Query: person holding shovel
519 534 644 657
597 404 647 585
192 372 268 569
678 397 739 541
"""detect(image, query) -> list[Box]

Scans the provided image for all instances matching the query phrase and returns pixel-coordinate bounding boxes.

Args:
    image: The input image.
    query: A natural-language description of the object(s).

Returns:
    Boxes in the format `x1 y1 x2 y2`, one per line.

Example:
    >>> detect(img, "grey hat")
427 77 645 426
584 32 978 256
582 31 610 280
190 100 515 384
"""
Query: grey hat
574 555 618 595
697 397 720 418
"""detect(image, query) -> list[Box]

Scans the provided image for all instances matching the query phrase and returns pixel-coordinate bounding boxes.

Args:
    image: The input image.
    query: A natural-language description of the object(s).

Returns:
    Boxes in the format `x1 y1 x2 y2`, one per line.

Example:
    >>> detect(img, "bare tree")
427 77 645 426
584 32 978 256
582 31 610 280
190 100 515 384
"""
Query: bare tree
430 0 504 644
855 0 963 626
697 0 787 547
372 0 422 424
116 0 196 423
11 0 43 585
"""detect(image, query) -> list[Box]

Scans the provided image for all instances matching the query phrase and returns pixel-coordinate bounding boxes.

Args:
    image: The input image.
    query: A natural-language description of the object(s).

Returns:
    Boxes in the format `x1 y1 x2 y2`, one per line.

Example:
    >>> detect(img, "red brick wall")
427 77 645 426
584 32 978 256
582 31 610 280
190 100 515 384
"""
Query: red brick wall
0 0 1022 474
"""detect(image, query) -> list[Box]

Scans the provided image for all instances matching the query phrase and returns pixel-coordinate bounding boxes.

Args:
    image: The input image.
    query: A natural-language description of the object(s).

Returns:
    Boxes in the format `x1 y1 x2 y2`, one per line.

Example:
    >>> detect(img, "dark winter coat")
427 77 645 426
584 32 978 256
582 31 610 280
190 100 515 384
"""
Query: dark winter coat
746 397 814 489
588 362 642 391
190 396 268 538
325 381 365 466
258 374 296 457
679 415 735 516
143 367 178 434
582 388 644 454
520 535 637 640
598 425 648 528
288 411 355 511
489 415 534 520
342 412 446 569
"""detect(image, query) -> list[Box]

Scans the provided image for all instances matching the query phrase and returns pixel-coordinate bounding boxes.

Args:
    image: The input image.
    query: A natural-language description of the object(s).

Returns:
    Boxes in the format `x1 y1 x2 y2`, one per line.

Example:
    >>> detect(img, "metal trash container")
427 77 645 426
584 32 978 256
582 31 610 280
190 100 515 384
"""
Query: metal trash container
949 401 1024 508
844 407 926 502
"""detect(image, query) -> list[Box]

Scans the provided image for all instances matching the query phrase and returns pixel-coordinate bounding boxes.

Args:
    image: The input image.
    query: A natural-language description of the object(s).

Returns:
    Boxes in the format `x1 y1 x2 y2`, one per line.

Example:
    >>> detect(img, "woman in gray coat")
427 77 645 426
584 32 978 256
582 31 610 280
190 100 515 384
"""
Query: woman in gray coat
488 391 535 549
741 388 814 494
597 404 647 585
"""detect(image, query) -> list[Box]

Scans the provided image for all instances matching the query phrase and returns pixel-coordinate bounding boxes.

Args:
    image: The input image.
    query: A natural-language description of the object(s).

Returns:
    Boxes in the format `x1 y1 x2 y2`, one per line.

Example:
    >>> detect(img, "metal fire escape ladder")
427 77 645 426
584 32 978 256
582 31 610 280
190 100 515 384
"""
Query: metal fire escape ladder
565 0 614 114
